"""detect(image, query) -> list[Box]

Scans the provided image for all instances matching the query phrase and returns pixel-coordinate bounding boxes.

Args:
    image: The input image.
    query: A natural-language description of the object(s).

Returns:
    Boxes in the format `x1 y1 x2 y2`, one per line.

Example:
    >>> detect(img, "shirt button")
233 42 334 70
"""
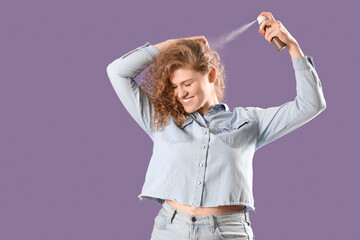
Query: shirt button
197 181 201 185
206 113 211 116
201 145 206 149
203 131 207 135
199 163 203 167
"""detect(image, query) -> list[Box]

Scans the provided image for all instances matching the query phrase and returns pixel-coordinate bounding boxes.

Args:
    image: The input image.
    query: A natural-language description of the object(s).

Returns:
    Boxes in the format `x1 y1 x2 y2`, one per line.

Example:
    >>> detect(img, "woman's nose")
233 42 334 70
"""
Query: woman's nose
176 88 188 99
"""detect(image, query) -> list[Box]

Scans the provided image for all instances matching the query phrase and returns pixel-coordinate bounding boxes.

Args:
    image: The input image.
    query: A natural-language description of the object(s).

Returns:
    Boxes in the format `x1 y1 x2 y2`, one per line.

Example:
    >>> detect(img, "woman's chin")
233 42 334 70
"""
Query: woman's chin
185 107 197 114
182 101 199 114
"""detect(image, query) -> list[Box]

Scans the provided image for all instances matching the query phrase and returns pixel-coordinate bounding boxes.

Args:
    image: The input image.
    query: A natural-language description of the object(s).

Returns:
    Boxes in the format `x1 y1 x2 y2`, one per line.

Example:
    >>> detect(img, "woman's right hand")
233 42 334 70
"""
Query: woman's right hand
154 35 209 52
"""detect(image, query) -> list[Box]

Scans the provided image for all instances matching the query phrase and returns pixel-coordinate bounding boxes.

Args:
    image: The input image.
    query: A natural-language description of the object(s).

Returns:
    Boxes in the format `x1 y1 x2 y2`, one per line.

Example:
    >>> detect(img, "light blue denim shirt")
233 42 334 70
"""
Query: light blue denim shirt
106 42 326 211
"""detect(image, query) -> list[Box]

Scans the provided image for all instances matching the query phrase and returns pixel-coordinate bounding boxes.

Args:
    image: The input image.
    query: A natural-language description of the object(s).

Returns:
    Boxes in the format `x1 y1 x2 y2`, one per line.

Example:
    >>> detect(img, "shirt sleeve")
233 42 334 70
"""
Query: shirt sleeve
253 55 326 151
106 42 160 140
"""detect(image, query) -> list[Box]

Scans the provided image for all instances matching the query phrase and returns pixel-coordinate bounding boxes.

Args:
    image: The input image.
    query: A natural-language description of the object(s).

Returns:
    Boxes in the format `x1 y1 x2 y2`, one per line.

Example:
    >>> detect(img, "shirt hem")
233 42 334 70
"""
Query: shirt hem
137 193 256 212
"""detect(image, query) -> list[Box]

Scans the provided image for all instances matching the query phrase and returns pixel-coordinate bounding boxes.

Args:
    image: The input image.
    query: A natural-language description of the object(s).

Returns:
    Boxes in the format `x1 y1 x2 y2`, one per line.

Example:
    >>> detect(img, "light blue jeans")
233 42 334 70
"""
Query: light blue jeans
150 200 255 240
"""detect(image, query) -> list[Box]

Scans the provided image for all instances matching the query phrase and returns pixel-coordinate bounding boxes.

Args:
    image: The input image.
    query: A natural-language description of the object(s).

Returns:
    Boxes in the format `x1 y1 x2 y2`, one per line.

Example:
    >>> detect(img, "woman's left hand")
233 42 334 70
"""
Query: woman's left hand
258 12 298 47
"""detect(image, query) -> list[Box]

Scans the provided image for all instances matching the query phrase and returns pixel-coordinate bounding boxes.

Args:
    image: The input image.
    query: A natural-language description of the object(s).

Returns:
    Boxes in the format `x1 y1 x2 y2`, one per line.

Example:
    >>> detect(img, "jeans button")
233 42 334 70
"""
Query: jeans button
191 216 196 222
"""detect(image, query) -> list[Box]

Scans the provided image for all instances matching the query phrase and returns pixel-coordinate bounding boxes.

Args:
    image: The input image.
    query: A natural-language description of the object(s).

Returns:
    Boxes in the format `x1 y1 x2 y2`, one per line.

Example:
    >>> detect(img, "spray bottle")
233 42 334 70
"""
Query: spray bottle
257 16 286 52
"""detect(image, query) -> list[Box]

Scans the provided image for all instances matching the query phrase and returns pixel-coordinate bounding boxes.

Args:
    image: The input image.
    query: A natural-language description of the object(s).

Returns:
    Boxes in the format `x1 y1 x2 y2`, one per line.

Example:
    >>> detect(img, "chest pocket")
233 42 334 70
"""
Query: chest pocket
216 119 250 148
161 119 193 143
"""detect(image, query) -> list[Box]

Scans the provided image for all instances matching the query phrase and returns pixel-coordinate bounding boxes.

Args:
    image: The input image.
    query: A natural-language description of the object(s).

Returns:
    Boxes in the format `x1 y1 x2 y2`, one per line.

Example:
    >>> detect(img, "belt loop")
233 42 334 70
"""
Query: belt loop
166 208 177 224
209 215 216 233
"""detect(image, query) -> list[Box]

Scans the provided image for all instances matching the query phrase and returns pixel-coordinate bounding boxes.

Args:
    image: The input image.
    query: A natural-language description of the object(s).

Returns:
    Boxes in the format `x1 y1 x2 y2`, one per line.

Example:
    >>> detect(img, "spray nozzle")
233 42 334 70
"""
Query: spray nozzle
257 16 267 25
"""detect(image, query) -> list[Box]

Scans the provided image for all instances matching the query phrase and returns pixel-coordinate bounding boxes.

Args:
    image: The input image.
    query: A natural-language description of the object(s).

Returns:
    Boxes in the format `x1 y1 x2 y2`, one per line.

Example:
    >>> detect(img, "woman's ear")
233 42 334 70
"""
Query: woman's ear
209 67 216 83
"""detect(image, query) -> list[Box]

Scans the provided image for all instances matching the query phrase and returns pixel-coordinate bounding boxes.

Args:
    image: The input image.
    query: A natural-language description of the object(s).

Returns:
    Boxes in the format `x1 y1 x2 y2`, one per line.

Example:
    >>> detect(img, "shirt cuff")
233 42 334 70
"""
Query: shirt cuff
292 55 315 71
138 42 160 60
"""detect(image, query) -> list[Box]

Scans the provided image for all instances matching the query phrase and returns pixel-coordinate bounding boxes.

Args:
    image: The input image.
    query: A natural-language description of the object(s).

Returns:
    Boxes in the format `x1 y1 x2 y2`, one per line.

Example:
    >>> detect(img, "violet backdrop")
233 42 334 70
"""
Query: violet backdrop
1 0 358 239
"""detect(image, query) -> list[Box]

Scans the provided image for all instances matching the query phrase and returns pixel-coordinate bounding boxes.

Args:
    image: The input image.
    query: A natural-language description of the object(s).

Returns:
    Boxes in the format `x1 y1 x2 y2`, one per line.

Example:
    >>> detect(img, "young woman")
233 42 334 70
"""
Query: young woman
106 11 326 240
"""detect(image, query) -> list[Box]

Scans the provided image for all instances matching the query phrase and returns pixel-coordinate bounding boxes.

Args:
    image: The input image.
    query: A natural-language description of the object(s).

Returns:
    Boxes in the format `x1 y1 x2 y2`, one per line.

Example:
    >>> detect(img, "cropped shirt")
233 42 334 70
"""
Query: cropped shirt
106 41 326 211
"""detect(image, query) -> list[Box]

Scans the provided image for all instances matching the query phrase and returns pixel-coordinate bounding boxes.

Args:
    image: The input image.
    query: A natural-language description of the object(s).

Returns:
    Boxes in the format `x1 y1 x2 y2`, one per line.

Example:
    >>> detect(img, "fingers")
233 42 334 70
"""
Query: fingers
265 26 278 43
194 35 210 48
258 12 276 21
257 12 293 46
259 19 272 35
258 11 276 36
198 36 208 46
261 20 286 43
180 35 210 48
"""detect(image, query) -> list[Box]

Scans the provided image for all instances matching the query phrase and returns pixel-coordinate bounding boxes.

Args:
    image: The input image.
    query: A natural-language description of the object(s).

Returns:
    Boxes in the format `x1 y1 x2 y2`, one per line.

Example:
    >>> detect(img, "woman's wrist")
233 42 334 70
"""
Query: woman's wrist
154 39 174 52
287 41 304 59
154 42 165 52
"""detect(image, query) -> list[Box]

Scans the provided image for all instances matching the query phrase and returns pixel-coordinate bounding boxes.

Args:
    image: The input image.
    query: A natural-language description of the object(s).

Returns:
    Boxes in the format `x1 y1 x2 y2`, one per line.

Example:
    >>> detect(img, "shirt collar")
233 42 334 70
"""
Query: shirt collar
181 115 194 129
212 103 229 112
181 103 228 128
205 103 229 116
188 103 229 120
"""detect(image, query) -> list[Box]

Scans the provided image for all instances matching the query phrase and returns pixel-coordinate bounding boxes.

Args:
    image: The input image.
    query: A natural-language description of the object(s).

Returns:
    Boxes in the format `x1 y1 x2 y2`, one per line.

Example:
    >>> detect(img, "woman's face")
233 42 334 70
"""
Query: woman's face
170 66 218 117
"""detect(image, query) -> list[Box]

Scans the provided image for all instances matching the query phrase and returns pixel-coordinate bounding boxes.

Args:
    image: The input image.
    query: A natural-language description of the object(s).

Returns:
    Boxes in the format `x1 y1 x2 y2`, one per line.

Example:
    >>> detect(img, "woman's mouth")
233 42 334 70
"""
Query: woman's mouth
182 96 194 105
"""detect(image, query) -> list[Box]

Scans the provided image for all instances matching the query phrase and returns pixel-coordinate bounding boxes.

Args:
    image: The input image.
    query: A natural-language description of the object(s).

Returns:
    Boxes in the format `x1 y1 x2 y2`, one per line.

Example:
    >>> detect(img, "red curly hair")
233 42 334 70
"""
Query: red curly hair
140 39 226 132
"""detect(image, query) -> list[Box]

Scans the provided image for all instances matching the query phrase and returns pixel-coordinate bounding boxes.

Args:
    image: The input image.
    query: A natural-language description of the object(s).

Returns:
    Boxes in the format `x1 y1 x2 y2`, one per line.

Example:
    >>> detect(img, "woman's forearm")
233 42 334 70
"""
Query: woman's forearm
287 41 305 59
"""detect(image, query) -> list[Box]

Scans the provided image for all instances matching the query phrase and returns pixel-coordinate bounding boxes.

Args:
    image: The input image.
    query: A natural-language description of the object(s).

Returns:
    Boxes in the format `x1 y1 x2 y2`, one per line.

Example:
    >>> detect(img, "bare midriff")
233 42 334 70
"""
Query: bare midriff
165 199 246 216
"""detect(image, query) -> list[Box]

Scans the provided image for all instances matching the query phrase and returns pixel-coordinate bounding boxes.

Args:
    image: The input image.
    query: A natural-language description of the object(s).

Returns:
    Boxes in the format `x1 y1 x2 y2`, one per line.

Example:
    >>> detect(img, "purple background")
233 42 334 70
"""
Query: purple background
1 0 358 239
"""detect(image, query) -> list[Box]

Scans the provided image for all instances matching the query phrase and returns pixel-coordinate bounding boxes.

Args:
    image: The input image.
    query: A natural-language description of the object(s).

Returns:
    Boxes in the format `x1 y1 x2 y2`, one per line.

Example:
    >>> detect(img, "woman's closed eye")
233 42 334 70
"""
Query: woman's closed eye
172 83 191 88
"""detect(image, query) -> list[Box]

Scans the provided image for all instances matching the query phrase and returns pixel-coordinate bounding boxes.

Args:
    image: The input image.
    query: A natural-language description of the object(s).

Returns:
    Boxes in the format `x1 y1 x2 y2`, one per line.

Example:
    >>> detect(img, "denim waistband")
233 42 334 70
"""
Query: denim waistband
161 200 250 227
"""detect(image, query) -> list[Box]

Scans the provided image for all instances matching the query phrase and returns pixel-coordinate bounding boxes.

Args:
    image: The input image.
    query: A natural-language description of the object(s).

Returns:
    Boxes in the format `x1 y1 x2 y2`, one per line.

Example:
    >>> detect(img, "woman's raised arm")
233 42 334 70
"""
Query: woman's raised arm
251 12 326 150
106 42 159 139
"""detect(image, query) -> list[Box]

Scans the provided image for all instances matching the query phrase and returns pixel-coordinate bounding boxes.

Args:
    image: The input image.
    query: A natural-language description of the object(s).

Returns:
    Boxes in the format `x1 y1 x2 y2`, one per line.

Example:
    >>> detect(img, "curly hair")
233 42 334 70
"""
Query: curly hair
140 39 226 132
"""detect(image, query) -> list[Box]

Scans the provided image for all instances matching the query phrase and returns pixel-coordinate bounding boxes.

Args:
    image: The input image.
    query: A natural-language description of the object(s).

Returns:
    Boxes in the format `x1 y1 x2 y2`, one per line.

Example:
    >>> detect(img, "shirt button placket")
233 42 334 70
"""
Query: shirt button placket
192 127 210 206
200 145 206 167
